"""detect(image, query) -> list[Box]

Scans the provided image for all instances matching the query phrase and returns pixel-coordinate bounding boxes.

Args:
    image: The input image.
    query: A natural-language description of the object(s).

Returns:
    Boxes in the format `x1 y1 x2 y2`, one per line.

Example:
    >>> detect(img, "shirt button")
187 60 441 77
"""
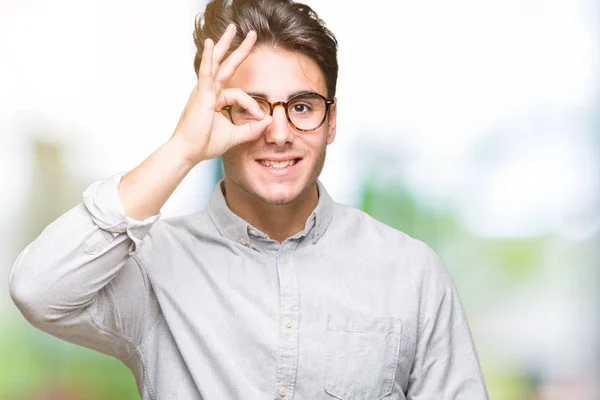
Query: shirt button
239 237 248 245
281 256 289 264
249 229 257 236
279 387 288 397
285 318 293 328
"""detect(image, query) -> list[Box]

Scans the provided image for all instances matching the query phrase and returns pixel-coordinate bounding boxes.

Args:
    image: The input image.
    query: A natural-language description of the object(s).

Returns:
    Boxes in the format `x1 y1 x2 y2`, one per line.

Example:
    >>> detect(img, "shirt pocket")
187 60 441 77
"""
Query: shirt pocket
323 314 402 400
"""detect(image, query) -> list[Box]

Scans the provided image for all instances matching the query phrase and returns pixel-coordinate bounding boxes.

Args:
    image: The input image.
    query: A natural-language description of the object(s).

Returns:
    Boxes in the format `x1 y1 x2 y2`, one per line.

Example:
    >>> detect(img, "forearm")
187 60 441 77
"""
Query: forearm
119 136 197 221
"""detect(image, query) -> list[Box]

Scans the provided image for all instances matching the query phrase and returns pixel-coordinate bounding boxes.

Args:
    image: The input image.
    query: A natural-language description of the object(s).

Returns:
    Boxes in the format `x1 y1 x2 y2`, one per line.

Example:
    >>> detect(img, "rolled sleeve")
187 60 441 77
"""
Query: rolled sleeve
82 172 160 254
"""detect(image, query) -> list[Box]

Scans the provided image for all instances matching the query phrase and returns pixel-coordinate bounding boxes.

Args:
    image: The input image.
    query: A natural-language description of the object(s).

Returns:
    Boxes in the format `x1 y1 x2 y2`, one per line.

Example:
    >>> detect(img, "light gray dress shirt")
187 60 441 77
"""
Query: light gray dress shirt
10 173 489 399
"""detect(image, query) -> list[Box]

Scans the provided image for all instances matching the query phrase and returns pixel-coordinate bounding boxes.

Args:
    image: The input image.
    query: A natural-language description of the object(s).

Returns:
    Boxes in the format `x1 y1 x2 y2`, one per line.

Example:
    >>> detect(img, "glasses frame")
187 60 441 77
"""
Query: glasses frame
222 92 335 132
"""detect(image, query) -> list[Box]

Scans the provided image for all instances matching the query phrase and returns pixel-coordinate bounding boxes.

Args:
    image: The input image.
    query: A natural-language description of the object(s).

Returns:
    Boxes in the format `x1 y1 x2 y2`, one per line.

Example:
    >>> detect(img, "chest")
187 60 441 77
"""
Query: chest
139 237 419 399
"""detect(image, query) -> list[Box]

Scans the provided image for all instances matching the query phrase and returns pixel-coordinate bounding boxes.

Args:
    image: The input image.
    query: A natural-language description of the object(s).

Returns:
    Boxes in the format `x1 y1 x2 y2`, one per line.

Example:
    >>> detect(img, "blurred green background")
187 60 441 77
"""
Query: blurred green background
1 0 598 399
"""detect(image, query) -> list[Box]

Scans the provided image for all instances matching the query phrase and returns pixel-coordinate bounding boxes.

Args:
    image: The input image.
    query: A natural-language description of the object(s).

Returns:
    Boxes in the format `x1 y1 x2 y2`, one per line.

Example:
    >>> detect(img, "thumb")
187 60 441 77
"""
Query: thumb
232 115 273 145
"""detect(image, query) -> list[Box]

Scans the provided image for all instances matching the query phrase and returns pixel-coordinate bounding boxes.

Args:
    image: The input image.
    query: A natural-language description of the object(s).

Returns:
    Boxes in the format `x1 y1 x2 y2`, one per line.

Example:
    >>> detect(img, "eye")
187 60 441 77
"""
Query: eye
292 103 311 113
288 94 325 115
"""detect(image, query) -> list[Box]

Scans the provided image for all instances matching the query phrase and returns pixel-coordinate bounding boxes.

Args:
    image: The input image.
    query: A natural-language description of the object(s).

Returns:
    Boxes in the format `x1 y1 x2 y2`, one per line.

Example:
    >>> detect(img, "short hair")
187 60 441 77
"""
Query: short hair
193 0 339 98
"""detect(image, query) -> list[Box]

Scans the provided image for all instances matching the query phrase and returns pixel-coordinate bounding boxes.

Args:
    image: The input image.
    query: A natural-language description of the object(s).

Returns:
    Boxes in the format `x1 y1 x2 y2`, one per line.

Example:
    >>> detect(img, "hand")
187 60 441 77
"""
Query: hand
171 24 272 165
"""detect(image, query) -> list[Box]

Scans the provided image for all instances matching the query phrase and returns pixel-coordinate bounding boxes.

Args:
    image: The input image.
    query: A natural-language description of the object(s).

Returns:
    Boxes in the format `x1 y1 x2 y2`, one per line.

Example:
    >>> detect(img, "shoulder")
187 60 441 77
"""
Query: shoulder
330 202 451 283
141 209 217 248
331 203 425 256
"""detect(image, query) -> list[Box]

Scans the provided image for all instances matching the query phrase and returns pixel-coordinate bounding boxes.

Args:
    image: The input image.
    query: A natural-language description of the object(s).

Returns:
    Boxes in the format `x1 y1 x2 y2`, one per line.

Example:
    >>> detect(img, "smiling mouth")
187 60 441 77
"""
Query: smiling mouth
257 159 301 169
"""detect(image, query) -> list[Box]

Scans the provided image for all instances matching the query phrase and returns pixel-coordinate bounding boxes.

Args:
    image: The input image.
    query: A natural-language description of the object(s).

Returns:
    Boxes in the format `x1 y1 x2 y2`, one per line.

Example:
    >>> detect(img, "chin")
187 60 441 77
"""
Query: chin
253 181 304 206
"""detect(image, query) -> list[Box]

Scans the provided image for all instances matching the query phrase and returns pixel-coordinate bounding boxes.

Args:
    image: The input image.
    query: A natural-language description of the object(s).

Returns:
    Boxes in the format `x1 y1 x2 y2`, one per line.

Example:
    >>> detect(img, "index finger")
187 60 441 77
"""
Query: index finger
215 30 257 84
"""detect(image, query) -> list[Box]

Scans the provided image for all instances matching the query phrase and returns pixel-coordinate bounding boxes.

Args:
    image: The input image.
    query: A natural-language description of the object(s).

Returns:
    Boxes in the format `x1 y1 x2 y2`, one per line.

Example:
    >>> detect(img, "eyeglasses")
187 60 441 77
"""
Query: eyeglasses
222 92 334 132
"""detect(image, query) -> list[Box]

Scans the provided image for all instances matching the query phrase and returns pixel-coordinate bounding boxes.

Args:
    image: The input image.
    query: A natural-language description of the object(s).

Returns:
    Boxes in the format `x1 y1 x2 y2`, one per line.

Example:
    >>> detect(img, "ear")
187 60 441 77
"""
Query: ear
326 97 337 145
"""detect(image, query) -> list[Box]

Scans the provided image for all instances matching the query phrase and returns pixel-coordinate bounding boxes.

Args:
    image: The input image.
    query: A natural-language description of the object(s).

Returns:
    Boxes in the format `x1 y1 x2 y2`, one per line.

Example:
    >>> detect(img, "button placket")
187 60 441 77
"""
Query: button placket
274 243 300 399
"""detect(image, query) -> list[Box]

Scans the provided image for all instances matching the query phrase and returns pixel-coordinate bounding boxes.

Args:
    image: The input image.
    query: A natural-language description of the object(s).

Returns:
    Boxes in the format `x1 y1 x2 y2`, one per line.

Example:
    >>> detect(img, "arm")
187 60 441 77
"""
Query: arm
119 26 271 221
406 245 489 400
9 174 161 358
9 25 271 356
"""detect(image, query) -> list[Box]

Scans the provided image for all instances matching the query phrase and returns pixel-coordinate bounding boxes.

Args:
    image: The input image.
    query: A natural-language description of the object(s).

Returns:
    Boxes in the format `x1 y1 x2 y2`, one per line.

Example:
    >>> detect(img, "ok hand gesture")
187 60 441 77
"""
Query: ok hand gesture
172 24 272 165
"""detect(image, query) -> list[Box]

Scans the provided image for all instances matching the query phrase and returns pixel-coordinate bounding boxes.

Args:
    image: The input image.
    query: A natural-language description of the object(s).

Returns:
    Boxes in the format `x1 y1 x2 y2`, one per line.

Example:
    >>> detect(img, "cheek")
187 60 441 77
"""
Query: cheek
223 142 253 164
221 147 247 175
301 124 328 144
307 134 329 154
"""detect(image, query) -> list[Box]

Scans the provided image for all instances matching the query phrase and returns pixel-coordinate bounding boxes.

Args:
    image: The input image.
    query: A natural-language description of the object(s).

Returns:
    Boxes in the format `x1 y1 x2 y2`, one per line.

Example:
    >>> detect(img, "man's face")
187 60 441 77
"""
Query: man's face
222 46 337 206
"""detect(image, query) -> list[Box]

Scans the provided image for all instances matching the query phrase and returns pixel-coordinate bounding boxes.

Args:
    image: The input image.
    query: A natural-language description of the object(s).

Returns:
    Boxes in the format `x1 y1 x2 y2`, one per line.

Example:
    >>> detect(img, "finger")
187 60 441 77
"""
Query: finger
217 88 265 120
212 24 237 76
198 38 214 86
232 115 273 146
215 30 257 83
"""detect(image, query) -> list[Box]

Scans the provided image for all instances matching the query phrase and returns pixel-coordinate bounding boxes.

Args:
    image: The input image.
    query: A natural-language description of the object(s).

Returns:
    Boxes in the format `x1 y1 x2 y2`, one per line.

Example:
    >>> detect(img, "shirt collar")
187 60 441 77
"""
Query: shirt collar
207 180 334 245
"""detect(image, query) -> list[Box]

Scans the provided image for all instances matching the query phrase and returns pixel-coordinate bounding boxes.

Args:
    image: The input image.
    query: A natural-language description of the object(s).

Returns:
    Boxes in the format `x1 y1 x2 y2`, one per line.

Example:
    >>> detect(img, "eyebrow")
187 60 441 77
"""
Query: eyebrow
246 90 322 100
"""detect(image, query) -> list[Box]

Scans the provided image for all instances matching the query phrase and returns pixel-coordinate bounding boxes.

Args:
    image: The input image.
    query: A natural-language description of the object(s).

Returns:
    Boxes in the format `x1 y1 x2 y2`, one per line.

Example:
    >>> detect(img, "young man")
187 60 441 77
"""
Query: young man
10 0 489 398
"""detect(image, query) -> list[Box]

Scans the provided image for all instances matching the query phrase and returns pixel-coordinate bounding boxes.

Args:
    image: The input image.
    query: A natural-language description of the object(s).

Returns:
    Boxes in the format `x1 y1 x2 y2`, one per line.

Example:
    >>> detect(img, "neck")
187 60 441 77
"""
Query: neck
223 179 319 243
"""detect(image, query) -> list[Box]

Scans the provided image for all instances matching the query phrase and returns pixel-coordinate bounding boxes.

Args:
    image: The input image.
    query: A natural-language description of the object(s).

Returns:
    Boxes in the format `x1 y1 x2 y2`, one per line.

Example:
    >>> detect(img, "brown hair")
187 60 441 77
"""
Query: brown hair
193 0 339 98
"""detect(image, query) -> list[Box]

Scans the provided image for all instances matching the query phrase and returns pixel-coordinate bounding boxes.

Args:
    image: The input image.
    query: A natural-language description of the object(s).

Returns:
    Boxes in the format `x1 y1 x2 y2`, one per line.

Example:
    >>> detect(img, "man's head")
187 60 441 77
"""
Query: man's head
193 0 339 206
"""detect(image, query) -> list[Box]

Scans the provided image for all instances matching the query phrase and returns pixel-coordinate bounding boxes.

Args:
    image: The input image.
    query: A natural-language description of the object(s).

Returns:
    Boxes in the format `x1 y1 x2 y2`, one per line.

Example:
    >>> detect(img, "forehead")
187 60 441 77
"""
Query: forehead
225 46 327 99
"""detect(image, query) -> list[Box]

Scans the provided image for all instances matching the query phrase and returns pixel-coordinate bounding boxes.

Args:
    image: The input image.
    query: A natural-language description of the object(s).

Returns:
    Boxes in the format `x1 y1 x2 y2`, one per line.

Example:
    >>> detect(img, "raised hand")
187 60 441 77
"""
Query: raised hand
172 24 272 165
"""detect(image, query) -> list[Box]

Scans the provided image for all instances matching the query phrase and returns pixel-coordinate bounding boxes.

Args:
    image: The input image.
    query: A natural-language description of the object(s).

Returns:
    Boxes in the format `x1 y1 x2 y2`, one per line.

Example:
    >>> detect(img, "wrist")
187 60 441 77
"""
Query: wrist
166 136 203 170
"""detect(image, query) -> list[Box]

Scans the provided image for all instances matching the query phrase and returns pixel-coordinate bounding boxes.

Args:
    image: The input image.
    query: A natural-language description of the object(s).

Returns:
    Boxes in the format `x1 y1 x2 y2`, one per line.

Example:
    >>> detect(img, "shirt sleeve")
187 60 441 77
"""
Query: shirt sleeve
81 172 159 252
406 245 489 399
9 172 161 361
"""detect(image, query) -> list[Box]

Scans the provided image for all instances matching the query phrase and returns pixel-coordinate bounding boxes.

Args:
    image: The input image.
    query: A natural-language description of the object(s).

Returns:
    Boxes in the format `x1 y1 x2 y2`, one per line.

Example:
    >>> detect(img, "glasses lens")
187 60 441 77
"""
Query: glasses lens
230 98 270 126
288 94 327 131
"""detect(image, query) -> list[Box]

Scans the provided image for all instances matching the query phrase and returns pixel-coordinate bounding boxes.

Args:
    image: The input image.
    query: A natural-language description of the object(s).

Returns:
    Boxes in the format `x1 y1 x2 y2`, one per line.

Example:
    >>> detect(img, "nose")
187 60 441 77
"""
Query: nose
264 103 294 146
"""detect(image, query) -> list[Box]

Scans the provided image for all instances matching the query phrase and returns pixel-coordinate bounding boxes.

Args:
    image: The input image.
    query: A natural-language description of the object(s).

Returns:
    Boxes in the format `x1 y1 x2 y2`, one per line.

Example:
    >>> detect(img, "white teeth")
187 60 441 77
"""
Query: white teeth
259 159 297 169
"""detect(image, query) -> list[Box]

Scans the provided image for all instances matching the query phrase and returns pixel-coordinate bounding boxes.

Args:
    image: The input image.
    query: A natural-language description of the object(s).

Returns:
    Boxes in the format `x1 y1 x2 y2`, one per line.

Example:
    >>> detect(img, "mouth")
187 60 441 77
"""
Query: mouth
257 158 300 169
256 157 303 174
